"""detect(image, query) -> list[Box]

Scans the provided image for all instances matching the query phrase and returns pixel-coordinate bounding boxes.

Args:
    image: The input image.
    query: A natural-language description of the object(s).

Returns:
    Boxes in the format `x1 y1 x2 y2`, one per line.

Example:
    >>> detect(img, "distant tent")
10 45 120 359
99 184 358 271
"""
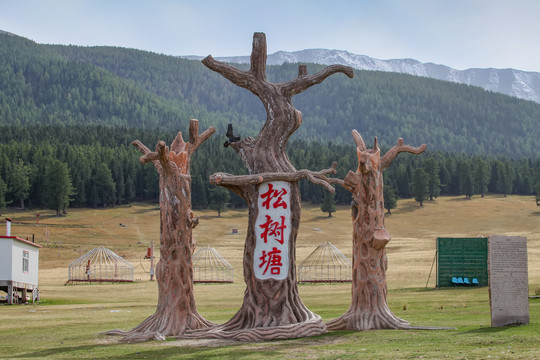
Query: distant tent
192 246 234 283
298 242 352 283
67 247 134 284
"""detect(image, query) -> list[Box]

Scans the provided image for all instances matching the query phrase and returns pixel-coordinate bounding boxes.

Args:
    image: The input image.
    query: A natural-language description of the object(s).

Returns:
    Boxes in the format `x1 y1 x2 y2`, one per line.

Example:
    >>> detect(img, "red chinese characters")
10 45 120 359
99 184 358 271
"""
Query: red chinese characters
259 215 286 244
260 183 288 210
259 247 283 275
254 181 291 280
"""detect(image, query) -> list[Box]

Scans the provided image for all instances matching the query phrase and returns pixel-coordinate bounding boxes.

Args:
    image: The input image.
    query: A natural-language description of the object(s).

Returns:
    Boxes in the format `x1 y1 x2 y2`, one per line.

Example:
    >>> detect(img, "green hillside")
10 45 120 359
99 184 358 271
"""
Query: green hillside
0 32 539 212
1 32 539 157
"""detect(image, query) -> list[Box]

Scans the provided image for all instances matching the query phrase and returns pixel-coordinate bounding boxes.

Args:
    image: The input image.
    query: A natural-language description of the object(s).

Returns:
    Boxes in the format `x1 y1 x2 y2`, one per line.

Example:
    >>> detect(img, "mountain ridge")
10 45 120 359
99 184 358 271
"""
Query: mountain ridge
182 49 540 103
1 31 539 158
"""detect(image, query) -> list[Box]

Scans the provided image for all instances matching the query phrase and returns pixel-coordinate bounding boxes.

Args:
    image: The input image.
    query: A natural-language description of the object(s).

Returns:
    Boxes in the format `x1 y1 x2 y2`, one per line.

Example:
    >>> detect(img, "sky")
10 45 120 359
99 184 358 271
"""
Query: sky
2 0 540 73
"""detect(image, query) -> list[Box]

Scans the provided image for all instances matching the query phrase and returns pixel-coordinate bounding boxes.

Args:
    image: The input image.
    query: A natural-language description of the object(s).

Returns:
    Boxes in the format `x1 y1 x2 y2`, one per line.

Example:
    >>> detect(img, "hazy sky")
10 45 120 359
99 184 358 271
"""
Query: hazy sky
2 0 539 72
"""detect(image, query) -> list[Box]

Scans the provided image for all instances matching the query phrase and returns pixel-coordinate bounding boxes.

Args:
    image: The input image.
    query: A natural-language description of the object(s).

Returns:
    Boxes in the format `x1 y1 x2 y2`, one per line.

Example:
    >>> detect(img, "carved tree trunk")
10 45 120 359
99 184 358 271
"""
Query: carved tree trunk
184 32 353 341
327 131 429 330
107 119 215 342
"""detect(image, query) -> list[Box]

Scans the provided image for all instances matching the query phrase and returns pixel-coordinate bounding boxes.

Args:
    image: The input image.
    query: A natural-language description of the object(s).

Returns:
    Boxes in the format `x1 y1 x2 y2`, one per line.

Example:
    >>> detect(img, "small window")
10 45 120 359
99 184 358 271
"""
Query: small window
22 250 29 273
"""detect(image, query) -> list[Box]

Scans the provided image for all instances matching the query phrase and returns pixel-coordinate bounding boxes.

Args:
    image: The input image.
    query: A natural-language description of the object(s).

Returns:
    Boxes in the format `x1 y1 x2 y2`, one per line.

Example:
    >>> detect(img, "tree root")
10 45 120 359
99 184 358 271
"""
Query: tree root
105 312 217 343
326 308 455 331
178 315 327 342
105 329 166 343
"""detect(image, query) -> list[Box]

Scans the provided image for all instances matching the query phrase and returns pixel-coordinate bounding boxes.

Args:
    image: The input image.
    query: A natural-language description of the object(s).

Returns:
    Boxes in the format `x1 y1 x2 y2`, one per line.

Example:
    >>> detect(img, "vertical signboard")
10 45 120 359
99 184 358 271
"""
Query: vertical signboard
488 235 529 327
254 181 291 280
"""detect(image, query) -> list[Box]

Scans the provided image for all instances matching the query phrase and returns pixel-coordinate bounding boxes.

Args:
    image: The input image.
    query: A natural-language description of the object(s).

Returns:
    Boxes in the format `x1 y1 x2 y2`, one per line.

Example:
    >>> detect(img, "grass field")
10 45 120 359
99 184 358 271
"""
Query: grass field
0 195 539 359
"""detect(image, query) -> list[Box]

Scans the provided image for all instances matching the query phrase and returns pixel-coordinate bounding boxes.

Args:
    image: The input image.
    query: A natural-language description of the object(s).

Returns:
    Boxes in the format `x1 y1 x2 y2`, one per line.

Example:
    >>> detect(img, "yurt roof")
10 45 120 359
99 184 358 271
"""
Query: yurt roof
68 246 133 268
193 246 233 269
300 242 351 267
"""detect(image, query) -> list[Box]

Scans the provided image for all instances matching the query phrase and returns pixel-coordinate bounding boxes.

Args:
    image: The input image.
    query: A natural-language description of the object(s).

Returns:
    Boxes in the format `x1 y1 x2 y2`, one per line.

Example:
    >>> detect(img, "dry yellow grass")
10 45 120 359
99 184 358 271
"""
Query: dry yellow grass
1 195 539 359
2 194 539 295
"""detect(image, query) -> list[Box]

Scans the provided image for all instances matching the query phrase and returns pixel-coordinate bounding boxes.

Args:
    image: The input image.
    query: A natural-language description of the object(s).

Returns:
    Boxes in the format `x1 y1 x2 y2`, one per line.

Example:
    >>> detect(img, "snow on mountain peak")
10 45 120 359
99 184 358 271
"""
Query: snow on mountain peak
183 49 540 103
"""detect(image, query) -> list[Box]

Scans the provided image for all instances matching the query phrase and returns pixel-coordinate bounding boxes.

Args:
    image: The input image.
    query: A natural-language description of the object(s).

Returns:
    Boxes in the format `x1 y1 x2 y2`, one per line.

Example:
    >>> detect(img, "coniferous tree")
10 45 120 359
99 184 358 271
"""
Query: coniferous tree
383 181 398 213
123 157 136 203
112 162 125 205
395 164 410 198
209 187 230 217
71 173 86 207
425 158 441 200
191 175 208 209
535 172 540 206
439 161 451 194
0 154 11 185
124 174 136 203
321 190 336 217
28 145 53 208
412 168 429 206
0 177 7 209
9 159 30 209
87 182 99 208
488 161 502 193
474 159 490 197
44 160 74 216
460 161 475 199
143 165 159 201
496 162 513 197
93 163 116 207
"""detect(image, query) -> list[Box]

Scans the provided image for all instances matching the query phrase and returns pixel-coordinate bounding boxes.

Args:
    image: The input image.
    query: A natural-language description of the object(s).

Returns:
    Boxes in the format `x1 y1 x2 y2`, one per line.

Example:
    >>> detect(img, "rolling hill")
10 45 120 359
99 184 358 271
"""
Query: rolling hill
1 31 539 158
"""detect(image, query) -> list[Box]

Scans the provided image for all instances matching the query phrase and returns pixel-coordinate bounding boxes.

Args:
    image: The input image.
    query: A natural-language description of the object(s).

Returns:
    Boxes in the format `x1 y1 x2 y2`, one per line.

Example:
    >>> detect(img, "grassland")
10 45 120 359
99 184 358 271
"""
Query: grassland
0 195 539 359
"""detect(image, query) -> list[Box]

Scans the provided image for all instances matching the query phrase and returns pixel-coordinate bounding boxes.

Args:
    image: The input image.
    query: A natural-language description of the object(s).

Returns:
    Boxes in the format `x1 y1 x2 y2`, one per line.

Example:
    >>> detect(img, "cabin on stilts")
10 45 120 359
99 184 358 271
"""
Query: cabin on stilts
67 247 134 284
0 218 41 304
298 242 352 283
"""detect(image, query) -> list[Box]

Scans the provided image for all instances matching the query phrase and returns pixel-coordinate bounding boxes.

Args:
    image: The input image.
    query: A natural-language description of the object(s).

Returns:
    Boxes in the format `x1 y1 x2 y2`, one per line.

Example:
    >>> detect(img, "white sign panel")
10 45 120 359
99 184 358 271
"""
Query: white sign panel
254 181 291 280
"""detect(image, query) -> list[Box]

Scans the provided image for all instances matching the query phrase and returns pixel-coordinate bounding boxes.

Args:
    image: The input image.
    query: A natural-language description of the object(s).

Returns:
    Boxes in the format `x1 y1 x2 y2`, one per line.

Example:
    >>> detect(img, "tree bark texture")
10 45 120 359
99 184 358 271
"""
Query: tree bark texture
107 119 215 342
327 130 433 330
184 32 353 341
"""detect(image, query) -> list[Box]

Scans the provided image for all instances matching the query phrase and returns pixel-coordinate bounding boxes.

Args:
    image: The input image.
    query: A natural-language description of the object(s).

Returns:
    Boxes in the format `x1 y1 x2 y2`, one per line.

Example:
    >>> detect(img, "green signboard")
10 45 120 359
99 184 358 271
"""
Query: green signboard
436 237 488 287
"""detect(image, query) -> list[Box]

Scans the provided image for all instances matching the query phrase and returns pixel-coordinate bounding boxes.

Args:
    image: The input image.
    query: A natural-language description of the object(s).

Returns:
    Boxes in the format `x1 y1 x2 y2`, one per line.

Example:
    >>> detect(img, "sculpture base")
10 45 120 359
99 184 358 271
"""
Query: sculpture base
180 316 327 341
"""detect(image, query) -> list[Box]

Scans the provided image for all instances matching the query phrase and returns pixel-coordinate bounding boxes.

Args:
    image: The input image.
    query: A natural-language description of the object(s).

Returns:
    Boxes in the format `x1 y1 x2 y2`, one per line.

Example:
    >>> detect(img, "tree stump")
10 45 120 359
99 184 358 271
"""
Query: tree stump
183 32 353 341
107 119 216 342
325 130 453 331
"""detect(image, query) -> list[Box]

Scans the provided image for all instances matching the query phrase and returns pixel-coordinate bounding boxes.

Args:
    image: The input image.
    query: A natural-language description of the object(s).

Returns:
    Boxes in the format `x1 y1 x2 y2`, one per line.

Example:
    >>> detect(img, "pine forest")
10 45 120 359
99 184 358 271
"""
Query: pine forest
1 32 539 212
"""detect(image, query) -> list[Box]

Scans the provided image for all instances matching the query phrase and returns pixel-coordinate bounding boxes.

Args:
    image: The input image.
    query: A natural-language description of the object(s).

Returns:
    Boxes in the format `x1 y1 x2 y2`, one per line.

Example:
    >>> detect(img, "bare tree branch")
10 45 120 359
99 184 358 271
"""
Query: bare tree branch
133 119 215 175
188 119 216 155
351 129 367 151
250 32 267 81
381 138 427 170
202 55 254 90
210 162 339 192
132 140 161 169
282 65 354 98
201 55 254 91
132 140 153 159
156 141 169 168
133 140 168 167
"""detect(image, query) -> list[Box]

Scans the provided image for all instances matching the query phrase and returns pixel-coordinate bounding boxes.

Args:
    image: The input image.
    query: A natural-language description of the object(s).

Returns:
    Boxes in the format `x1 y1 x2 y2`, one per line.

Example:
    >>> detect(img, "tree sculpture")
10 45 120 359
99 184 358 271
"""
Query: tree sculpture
326 130 429 330
187 32 353 341
107 119 215 342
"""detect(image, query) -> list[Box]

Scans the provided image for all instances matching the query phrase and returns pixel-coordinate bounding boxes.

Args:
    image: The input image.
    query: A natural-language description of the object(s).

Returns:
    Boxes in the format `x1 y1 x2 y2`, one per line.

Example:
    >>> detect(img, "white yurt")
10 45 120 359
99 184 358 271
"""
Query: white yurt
298 242 352 283
67 247 134 284
192 246 234 283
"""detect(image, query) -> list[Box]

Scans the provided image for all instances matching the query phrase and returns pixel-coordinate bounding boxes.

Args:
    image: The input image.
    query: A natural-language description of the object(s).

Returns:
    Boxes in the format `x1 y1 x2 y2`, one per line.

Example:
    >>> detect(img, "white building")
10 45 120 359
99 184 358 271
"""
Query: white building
0 218 41 304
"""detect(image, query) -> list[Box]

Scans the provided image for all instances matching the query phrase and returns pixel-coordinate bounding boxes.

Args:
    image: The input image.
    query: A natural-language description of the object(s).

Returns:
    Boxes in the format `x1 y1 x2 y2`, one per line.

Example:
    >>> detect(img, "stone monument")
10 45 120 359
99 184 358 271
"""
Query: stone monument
488 235 529 327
